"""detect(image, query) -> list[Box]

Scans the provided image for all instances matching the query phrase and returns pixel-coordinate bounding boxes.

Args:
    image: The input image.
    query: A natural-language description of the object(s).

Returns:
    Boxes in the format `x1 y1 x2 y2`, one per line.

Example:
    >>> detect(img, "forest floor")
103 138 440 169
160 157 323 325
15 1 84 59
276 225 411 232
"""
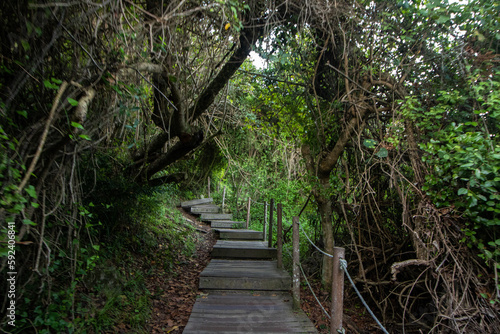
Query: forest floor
145 208 383 334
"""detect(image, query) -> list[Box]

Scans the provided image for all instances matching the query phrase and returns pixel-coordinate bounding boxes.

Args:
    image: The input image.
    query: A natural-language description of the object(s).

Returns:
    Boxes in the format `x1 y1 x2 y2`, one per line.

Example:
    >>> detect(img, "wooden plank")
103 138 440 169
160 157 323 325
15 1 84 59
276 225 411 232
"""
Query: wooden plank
211 247 276 259
212 240 277 259
199 260 291 291
215 229 264 240
210 221 245 229
199 276 290 290
181 198 213 208
200 213 233 221
214 240 271 249
201 260 286 277
183 292 317 333
191 204 220 214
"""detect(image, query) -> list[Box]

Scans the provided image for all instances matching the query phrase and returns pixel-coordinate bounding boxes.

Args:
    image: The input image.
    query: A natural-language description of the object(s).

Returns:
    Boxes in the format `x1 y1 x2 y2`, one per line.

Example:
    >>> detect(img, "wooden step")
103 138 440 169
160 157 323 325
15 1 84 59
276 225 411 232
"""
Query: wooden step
181 198 213 209
212 240 277 259
210 221 245 229
200 213 232 221
215 229 263 240
183 291 318 333
199 260 291 291
191 204 220 214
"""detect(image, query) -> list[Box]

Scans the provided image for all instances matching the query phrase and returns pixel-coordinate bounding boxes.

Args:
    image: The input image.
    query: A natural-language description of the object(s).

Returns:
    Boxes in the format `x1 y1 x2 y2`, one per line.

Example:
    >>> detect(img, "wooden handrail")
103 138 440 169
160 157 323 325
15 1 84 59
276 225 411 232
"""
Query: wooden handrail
277 203 283 268
268 199 274 248
331 247 345 333
292 216 300 310
246 197 251 229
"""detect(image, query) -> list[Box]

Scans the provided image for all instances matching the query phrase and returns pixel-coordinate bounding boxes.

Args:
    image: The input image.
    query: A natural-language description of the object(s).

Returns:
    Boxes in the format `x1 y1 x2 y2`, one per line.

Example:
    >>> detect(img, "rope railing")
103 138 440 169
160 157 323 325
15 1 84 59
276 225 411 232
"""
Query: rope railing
340 259 390 334
296 218 389 334
298 221 333 258
284 247 332 320
299 259 332 320
243 196 389 334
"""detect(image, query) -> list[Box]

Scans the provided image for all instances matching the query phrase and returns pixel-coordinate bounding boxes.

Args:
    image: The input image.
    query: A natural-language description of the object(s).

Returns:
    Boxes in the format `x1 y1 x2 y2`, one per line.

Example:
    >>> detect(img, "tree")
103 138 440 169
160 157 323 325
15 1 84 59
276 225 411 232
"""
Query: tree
0 0 276 329
240 0 500 332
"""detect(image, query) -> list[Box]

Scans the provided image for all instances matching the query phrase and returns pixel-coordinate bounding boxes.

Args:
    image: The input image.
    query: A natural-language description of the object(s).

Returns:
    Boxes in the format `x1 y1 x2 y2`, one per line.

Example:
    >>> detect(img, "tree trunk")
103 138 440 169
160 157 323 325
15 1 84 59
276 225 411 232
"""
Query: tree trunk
317 178 335 287
129 22 264 183
302 105 370 287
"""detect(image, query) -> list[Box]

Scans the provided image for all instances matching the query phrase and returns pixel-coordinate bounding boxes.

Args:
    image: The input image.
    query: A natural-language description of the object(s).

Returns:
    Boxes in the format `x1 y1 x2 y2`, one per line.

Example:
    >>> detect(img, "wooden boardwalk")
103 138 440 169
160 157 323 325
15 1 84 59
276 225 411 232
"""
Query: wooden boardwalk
182 198 317 333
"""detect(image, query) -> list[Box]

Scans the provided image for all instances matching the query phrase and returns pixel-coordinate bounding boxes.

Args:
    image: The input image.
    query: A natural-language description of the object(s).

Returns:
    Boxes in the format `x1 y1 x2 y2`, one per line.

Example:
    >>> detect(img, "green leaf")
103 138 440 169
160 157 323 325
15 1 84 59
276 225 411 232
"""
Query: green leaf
20 39 30 51
363 139 378 149
457 188 468 195
43 79 59 90
17 110 28 118
375 148 388 158
23 219 36 226
79 134 91 141
67 98 79 106
25 185 37 198
71 122 84 130
484 250 493 259
473 30 485 42
436 15 450 24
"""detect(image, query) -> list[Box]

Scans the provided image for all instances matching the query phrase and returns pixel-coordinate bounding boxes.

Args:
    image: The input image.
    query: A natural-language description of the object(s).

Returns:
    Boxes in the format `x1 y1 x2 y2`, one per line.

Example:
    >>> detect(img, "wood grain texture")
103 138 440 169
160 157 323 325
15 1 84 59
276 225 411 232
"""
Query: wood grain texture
200 213 233 221
181 198 213 208
215 229 264 240
191 204 220 214
211 221 245 228
199 260 291 290
212 240 277 259
184 292 317 333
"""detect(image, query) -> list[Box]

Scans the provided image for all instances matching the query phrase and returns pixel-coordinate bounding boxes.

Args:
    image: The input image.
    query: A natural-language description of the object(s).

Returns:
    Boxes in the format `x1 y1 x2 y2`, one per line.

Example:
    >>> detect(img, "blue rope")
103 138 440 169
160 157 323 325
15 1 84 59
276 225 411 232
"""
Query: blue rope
339 259 390 334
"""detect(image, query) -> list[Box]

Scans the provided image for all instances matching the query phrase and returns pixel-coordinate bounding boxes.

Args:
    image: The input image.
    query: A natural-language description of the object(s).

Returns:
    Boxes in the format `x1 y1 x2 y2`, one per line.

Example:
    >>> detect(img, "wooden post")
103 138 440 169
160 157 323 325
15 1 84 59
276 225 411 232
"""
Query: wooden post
331 247 345 334
268 199 274 248
292 216 300 310
207 177 210 197
277 203 283 269
246 197 251 229
263 202 268 241
222 186 226 213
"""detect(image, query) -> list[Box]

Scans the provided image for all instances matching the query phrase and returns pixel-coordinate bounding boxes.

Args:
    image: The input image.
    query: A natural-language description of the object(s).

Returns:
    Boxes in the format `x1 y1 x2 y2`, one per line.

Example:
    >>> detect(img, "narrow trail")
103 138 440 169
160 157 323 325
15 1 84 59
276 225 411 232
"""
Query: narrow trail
147 209 216 334
181 198 317 333
145 200 380 333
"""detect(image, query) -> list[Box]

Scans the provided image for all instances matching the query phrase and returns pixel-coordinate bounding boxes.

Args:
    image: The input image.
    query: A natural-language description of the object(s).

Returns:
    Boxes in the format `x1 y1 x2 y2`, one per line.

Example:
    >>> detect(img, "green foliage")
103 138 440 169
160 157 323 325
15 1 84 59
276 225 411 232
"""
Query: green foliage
422 126 500 260
0 124 39 254
216 0 251 31
8 148 197 332
81 152 196 261
17 262 151 334
403 69 500 266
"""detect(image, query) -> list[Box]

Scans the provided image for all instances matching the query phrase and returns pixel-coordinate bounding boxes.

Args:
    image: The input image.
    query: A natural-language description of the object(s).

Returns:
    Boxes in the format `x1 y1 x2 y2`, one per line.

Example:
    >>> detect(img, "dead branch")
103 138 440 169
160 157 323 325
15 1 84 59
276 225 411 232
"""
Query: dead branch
17 81 68 194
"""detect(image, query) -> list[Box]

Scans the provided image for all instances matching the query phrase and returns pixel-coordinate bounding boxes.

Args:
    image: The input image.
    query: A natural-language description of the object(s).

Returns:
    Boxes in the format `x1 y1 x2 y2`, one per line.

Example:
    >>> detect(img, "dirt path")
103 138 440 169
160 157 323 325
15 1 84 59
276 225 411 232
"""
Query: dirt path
147 210 216 333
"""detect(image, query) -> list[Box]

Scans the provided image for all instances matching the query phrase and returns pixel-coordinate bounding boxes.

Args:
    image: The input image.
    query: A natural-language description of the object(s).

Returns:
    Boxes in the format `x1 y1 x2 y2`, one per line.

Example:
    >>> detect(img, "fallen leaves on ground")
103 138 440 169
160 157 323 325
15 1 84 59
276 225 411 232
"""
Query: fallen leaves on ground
146 209 216 334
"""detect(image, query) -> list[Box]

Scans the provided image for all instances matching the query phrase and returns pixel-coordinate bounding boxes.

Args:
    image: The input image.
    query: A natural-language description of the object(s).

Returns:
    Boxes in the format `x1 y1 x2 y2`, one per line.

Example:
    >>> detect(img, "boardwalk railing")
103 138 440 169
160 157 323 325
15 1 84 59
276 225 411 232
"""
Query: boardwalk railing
217 189 388 334
244 196 346 333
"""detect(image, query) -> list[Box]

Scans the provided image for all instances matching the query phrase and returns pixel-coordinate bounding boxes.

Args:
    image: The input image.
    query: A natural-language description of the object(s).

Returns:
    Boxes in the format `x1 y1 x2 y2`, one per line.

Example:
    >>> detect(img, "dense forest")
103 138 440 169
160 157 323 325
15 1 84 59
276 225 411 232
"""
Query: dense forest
1 0 499 333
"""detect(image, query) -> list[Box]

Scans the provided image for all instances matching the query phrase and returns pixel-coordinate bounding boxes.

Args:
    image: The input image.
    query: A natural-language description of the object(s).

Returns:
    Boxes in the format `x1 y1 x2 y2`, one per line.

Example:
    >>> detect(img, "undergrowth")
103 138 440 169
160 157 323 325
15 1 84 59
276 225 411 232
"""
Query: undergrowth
8 160 198 333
